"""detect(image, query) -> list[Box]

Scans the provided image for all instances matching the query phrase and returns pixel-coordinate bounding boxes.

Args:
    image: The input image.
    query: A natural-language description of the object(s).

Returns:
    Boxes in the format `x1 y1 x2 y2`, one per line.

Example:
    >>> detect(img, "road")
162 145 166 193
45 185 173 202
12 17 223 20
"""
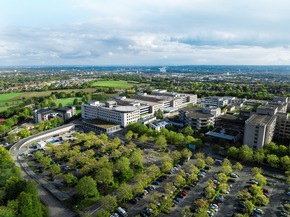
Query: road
9 124 77 217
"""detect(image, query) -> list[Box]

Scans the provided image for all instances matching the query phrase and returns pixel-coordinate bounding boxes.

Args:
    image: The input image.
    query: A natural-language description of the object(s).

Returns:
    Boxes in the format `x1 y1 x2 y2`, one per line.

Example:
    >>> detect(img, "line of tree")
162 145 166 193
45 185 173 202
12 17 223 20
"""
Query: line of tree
0 147 48 217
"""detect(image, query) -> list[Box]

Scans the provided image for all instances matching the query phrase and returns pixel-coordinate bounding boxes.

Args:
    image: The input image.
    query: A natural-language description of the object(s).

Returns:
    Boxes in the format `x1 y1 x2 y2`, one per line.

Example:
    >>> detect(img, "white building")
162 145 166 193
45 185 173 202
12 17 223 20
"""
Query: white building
243 114 276 149
201 97 228 108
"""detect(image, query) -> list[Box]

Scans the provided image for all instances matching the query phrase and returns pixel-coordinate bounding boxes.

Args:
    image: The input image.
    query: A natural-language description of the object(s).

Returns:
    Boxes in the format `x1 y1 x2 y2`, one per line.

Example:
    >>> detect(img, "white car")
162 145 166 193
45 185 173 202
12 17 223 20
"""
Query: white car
249 179 259 185
254 208 264 214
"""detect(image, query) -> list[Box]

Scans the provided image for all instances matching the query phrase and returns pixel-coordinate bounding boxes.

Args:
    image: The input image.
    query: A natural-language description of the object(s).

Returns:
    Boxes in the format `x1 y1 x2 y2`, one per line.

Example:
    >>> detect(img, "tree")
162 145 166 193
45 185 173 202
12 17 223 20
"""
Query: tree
222 158 232 167
134 173 151 188
95 208 110 217
95 167 114 186
205 156 214 166
244 200 254 214
100 195 117 212
221 165 232 175
238 144 253 161
251 167 262 176
266 154 280 167
186 164 199 174
18 129 30 138
281 156 290 171
238 189 252 201
170 150 182 164
181 148 192 160
204 186 215 199
130 150 143 168
194 152 205 159
162 161 173 173
125 130 134 140
155 135 167 150
215 173 228 183
146 165 161 180
139 134 149 143
62 173 77 186
233 162 243 171
116 183 133 203
181 206 192 217
195 158 206 169
253 149 265 164
39 156 52 169
173 175 186 188
255 194 269 206
183 126 194 136
75 176 99 199
254 173 267 186
188 173 198 183
49 164 61 177
7 133 17 144
227 146 239 158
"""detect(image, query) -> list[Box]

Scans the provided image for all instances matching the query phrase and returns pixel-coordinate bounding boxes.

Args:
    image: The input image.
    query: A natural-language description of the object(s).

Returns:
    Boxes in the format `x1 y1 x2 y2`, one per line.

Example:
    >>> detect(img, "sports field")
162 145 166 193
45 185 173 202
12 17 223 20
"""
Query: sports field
92 80 138 89
0 93 23 105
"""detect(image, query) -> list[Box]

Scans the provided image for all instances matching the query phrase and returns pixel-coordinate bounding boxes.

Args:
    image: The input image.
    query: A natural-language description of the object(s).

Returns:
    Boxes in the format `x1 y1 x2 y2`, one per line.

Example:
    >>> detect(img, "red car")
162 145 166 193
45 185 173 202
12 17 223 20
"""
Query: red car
263 188 269 194
181 191 187 196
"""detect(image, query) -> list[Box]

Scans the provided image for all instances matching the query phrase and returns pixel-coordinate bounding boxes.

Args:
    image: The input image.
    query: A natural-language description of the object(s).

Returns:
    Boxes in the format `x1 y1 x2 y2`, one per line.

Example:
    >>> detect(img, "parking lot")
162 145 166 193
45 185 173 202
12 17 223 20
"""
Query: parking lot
122 155 289 217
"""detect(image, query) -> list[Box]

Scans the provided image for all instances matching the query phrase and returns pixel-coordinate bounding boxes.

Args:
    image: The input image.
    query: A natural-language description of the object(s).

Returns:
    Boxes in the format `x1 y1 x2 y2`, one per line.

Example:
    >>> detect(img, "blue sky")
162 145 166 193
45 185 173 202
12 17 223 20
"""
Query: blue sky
0 0 290 66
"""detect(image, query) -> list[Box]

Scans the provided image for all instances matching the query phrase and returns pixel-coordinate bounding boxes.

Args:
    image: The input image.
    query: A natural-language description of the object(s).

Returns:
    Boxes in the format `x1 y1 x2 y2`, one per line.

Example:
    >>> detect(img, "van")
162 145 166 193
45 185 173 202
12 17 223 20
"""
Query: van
117 207 128 217
215 159 222 165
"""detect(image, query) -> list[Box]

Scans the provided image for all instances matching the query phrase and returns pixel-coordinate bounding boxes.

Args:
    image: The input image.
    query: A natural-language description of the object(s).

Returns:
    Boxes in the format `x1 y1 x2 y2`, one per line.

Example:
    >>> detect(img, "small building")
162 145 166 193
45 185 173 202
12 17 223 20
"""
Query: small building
81 119 121 134
149 121 171 131
34 106 76 123
206 127 241 143
36 141 46 149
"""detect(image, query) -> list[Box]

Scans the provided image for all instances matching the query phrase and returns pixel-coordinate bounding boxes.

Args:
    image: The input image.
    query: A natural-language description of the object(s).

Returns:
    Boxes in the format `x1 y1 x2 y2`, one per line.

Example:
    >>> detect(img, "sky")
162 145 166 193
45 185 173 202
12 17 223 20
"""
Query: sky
0 0 290 66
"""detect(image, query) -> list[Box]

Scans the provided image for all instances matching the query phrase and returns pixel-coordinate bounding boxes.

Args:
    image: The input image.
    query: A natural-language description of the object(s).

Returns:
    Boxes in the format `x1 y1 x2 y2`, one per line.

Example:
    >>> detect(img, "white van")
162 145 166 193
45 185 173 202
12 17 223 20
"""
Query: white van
117 207 128 217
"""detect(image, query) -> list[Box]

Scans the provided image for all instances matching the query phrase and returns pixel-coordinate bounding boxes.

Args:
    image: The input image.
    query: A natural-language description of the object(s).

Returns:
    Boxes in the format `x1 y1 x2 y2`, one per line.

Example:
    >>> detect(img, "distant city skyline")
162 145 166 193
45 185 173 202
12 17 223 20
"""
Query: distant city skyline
1 0 290 66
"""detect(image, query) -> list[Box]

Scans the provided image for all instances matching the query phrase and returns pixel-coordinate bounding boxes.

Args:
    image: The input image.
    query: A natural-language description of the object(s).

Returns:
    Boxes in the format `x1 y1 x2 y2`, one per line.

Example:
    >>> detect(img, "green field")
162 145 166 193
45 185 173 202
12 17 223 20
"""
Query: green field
92 80 138 89
0 93 23 105
56 97 82 106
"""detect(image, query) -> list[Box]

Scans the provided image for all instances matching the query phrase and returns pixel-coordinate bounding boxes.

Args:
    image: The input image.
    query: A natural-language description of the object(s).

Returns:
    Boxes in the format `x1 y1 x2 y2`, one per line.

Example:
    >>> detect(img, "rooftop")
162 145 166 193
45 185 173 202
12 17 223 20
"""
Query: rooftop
84 119 120 129
246 114 275 126
181 107 213 118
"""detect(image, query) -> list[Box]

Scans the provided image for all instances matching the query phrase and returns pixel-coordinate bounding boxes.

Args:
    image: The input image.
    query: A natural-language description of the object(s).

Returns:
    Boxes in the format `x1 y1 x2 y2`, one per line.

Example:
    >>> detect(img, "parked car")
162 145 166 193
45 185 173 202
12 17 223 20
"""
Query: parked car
249 179 259 185
230 173 239 178
254 208 264 214
152 180 160 185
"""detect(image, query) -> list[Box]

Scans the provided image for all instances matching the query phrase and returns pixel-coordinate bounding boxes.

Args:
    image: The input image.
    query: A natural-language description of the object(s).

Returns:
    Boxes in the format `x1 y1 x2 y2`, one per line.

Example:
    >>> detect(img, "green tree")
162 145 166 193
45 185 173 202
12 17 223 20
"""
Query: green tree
18 129 30 138
173 175 186 188
254 173 267 186
75 176 99 199
194 152 205 159
49 164 61 177
255 194 269 206
116 183 133 203
95 208 110 217
204 186 215 199
233 162 243 171
155 135 167 150
62 173 77 186
266 154 280 167
39 156 52 169
95 167 114 186
170 150 182 164
251 167 262 176
280 155 290 170
253 149 265 164
181 206 192 217
195 158 206 169
238 144 253 161
162 161 173 173
181 148 192 160
100 195 117 212
125 130 134 140
227 146 239 158
244 200 254 214
139 134 149 143
222 158 232 167
182 126 194 136
221 165 232 175
205 156 214 166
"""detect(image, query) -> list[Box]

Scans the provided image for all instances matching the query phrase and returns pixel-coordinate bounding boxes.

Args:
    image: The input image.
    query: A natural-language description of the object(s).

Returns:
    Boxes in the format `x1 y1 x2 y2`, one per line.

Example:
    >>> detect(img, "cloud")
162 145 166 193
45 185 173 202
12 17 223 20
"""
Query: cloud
0 0 290 65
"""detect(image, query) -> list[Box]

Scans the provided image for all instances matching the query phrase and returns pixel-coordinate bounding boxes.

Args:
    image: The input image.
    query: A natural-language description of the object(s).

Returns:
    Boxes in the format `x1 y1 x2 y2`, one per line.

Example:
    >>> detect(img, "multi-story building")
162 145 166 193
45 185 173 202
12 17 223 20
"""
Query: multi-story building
179 107 215 130
34 106 76 123
81 91 197 128
243 114 276 149
201 97 228 108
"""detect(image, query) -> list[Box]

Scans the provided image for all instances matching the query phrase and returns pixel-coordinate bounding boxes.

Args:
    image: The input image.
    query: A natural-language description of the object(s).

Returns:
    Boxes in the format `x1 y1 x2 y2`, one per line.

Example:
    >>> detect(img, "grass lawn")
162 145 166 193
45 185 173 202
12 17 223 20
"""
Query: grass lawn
12 88 97 100
55 97 82 106
0 92 23 105
92 80 137 89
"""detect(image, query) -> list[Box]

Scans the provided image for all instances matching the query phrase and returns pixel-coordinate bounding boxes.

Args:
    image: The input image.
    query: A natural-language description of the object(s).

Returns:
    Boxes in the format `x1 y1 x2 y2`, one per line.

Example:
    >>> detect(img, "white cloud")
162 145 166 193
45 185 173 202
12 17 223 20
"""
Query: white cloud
0 0 290 65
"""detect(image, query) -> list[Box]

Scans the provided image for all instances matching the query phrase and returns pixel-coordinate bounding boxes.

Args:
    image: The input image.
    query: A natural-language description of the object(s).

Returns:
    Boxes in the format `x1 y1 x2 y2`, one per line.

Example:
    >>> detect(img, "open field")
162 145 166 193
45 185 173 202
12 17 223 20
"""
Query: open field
55 97 82 106
0 93 23 105
92 80 141 89
12 88 97 100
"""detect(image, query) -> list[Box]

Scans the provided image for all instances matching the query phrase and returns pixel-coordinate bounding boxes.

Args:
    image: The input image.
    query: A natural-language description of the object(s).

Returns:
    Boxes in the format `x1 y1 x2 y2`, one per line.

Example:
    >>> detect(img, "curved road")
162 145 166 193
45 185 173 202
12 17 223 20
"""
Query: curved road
9 124 77 217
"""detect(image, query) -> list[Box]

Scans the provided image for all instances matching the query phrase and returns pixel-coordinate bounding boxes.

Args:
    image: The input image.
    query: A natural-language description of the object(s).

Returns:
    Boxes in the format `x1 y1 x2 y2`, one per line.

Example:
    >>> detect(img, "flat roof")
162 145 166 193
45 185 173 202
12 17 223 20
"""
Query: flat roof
84 119 120 129
246 114 274 125
115 106 138 112
181 107 213 118
257 105 278 110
